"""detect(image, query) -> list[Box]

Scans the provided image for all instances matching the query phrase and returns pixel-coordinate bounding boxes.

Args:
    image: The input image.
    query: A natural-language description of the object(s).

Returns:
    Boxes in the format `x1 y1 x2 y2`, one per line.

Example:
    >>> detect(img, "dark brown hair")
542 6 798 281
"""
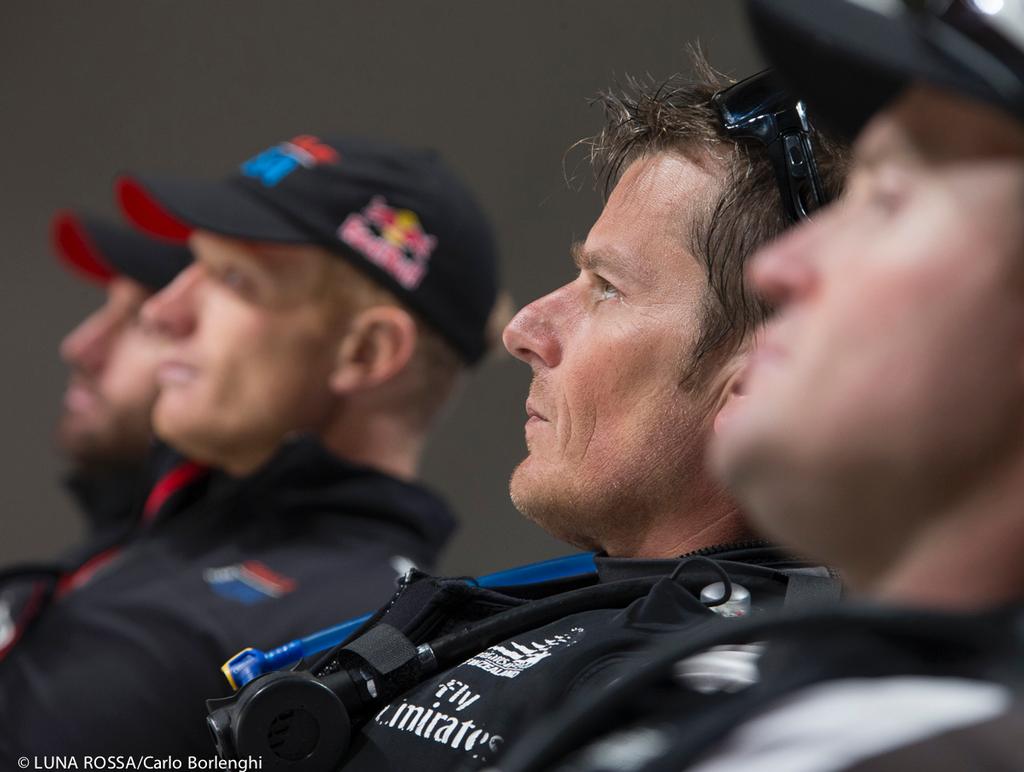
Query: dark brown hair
585 52 849 377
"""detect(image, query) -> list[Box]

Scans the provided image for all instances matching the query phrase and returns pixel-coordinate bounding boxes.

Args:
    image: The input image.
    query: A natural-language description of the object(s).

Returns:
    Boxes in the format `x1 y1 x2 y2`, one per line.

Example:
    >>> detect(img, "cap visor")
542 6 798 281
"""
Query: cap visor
51 211 116 284
116 175 316 245
747 0 987 138
52 211 191 290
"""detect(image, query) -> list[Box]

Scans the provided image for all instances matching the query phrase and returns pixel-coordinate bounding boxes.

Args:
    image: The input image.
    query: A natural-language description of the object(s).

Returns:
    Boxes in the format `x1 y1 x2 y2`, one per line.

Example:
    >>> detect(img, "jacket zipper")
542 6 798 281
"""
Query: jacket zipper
676 539 773 559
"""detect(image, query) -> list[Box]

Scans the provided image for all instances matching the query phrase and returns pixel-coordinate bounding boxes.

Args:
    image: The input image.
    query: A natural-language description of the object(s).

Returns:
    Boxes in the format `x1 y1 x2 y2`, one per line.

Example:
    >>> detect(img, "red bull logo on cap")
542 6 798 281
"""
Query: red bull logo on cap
338 196 438 289
241 134 340 187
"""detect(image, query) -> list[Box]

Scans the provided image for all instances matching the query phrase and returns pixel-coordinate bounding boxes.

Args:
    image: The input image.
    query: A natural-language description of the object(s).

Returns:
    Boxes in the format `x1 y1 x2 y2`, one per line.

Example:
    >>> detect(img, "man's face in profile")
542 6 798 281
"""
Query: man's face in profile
713 87 1024 587
503 152 731 555
58 277 163 470
142 232 345 475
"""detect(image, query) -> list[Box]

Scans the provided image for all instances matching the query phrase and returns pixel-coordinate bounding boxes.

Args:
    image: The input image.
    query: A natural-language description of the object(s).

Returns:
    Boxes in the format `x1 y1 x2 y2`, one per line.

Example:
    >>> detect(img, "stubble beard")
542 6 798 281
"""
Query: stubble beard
509 456 606 551
58 407 152 474
508 439 676 555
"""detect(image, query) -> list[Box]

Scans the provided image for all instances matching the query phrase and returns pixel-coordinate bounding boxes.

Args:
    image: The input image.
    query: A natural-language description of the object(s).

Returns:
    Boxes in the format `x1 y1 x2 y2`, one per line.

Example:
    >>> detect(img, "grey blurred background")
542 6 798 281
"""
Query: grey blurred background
0 1 761 573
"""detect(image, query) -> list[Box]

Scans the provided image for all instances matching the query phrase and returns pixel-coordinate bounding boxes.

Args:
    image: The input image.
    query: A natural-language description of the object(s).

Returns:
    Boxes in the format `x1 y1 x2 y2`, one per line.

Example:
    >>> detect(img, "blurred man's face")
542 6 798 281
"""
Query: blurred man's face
58 277 162 470
504 152 731 554
712 87 1024 588
142 232 344 475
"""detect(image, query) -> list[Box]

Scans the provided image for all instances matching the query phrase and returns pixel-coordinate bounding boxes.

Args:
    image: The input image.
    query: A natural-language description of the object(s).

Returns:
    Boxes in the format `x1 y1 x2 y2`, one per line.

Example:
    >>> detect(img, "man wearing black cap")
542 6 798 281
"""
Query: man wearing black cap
51 212 191 535
120 135 498 477
490 3 1024 771
0 136 500 761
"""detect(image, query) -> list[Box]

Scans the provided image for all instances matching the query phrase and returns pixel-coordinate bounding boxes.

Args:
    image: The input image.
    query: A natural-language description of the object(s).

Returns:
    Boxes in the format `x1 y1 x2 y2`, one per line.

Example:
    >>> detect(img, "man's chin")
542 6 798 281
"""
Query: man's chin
57 413 105 457
709 397 778 484
509 461 601 551
57 421 148 471
152 409 214 462
708 427 743 490
508 455 544 514
711 418 797 537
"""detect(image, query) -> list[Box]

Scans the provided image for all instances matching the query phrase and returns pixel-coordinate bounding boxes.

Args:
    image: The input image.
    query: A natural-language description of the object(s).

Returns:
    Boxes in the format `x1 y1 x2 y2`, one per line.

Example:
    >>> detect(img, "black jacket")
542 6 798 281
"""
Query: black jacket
0 435 456 759
496 603 1024 772
66 465 147 537
329 544 835 771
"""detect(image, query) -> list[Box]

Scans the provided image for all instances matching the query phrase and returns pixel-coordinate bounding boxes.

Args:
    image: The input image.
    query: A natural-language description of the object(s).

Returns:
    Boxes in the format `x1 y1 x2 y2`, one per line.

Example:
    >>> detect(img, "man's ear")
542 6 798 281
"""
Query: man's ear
713 353 751 436
329 306 418 396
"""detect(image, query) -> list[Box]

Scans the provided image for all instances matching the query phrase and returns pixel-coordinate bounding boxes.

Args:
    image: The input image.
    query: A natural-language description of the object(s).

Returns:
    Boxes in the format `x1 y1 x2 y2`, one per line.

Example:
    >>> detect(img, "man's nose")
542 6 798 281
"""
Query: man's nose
502 287 567 370
140 264 201 339
60 309 114 375
747 219 821 310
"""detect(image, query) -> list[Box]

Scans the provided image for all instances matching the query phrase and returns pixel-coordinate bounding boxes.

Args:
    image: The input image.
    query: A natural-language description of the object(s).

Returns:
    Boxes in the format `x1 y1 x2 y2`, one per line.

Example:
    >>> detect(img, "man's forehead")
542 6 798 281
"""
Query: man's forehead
581 153 710 281
191 231 326 272
852 113 912 172
608 152 716 215
855 86 1024 171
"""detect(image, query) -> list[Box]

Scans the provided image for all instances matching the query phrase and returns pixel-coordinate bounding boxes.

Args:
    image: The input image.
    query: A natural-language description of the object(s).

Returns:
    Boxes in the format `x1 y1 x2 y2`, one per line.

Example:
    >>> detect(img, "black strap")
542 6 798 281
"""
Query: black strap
784 571 843 607
343 623 419 677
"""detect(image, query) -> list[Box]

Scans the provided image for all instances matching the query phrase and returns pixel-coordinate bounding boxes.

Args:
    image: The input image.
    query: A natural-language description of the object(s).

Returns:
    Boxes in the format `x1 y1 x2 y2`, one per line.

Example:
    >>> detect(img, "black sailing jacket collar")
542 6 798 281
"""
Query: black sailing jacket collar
150 433 458 555
594 541 815 582
15 435 456 584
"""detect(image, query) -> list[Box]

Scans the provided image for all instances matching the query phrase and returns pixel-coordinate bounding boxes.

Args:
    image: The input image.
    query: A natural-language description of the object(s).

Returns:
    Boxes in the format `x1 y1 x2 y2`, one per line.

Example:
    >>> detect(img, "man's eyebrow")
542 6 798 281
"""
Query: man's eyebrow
570 241 588 270
852 120 920 173
571 241 617 272
851 141 884 172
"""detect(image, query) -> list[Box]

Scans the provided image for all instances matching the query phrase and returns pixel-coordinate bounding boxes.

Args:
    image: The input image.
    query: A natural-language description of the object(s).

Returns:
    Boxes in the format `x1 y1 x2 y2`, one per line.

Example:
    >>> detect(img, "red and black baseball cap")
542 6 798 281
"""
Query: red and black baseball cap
745 0 1024 140
116 135 499 365
51 210 192 291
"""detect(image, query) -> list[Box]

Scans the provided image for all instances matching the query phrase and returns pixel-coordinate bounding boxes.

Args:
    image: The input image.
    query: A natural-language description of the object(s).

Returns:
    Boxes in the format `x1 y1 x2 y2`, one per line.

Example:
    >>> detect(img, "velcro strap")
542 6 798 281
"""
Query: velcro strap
343 623 419 676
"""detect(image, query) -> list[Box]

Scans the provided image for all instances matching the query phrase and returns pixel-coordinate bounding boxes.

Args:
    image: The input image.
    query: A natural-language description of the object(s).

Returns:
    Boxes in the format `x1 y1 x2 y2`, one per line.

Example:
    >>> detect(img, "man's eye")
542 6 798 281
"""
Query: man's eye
868 188 905 217
596 276 620 302
861 170 909 218
216 266 255 295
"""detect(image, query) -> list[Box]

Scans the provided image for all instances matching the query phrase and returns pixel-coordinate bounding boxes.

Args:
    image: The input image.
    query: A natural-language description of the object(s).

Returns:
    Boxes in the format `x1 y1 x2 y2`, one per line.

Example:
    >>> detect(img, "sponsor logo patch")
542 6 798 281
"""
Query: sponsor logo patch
373 680 502 762
240 134 340 186
338 195 437 289
463 627 584 679
204 560 297 605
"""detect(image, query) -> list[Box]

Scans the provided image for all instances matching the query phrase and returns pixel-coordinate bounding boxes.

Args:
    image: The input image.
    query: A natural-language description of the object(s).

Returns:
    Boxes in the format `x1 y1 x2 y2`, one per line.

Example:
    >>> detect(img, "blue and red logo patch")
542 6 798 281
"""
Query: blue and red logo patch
203 560 297 605
240 135 340 187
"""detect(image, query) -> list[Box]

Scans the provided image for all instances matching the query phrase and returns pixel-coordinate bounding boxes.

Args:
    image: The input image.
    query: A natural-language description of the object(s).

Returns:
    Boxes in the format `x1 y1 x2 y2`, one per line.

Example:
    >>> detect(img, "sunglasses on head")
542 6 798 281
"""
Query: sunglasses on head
713 69 829 223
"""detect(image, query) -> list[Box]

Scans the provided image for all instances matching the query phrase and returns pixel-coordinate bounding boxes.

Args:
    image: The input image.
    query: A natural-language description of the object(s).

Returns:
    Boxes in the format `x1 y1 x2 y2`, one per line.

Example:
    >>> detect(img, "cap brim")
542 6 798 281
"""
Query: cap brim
51 211 116 285
116 174 317 245
747 0 998 139
52 211 192 291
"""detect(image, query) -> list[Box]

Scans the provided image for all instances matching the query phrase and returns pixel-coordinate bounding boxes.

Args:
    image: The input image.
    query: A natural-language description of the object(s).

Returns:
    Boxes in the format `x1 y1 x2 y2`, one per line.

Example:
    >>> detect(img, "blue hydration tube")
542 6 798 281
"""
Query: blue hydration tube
222 552 597 689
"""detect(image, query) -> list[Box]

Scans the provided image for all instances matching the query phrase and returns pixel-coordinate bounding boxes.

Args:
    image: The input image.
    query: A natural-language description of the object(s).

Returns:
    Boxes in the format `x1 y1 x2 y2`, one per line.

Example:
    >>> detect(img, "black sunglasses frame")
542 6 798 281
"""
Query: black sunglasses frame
712 69 829 223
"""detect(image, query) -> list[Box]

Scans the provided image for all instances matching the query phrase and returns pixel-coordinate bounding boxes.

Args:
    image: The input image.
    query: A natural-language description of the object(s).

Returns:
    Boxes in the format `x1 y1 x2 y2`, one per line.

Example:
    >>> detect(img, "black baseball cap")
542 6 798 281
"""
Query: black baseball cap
51 211 192 291
746 0 1024 139
115 135 499 365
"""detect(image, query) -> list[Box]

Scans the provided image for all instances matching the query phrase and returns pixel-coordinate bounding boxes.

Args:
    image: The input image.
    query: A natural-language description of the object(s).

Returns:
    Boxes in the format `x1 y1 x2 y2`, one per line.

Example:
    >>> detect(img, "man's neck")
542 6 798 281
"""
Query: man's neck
602 499 755 559
872 459 1024 610
320 412 424 482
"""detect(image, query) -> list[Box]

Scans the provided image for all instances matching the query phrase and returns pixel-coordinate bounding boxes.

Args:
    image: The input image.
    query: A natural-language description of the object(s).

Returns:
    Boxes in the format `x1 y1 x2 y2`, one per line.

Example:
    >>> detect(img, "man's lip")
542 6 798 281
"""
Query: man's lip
157 361 199 386
63 382 99 413
525 401 548 421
